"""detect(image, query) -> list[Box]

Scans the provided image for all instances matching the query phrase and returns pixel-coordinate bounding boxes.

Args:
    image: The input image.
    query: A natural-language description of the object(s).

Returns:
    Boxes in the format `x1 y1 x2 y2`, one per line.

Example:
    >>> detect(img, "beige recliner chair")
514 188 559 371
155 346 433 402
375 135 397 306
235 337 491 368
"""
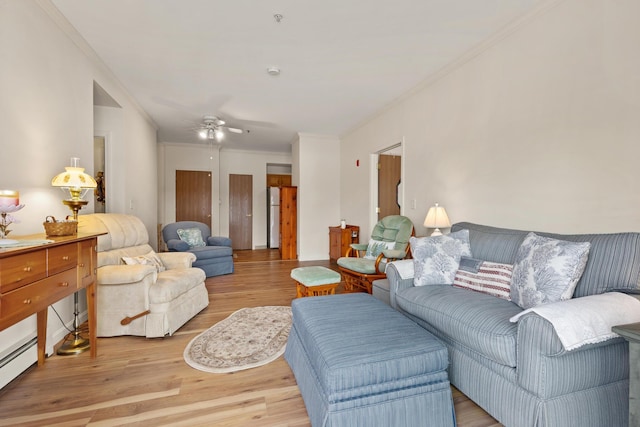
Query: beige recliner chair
78 213 208 338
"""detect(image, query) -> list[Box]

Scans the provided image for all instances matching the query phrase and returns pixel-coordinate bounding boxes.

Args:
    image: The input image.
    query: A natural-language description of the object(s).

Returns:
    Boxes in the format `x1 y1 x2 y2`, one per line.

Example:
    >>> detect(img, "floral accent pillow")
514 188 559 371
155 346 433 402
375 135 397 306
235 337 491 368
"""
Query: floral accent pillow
364 239 396 260
177 227 206 248
510 232 591 309
410 229 471 286
122 250 166 273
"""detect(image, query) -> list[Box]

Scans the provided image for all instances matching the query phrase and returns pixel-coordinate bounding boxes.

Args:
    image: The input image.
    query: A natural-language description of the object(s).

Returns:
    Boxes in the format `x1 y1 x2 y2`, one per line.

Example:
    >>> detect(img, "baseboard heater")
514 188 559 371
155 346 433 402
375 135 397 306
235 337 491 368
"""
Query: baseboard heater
0 337 37 369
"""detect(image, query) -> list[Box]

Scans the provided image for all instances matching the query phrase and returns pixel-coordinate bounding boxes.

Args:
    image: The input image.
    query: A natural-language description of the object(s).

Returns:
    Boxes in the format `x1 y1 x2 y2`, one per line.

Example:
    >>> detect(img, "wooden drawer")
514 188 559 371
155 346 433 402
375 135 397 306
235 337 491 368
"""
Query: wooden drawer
0 250 47 293
0 269 76 325
48 243 78 276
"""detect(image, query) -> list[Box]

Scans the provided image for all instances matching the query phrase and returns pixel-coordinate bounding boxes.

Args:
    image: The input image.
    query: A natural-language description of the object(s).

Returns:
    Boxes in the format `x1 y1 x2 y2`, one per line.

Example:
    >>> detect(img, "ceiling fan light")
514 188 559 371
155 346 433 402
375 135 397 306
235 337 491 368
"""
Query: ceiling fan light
215 129 224 141
198 129 208 139
207 128 215 140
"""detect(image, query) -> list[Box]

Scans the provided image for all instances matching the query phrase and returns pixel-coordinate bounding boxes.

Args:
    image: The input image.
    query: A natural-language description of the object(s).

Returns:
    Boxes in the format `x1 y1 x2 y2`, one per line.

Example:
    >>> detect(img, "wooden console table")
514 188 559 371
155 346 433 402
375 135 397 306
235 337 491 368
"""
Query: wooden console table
0 233 102 365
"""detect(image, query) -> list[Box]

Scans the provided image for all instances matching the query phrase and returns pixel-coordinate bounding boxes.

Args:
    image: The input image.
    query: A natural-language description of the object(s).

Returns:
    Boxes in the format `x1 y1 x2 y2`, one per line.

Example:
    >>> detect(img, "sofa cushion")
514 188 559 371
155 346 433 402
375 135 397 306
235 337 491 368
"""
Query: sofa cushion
510 233 590 309
396 284 522 367
452 222 640 297
411 229 471 286
453 257 513 301
189 244 233 260
150 268 206 304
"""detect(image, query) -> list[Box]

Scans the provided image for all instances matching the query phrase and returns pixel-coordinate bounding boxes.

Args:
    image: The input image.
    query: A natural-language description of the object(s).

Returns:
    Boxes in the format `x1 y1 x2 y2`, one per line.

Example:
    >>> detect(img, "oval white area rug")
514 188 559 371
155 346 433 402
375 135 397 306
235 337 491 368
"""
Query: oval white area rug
184 306 292 373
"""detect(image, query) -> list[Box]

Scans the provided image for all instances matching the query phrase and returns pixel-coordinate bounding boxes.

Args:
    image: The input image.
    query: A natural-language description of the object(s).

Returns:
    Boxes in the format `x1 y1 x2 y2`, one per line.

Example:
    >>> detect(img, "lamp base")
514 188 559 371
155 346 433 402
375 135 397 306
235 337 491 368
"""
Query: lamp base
57 333 90 355
430 228 443 236
0 238 19 245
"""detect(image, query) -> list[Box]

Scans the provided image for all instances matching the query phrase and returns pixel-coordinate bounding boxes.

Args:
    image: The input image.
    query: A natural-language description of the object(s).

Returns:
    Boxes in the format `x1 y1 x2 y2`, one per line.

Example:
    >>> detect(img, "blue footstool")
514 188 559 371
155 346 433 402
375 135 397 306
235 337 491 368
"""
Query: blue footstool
285 293 455 427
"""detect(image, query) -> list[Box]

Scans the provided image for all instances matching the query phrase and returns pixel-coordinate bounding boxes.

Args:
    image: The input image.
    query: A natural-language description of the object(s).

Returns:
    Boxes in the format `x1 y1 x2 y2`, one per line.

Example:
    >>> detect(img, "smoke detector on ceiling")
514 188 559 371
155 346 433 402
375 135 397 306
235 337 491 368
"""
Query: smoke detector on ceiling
267 67 281 76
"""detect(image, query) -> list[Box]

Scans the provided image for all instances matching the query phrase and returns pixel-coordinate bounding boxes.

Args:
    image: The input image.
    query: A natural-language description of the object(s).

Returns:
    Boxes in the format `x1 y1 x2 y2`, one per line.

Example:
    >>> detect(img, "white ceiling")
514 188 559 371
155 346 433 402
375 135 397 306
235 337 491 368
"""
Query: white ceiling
51 0 542 152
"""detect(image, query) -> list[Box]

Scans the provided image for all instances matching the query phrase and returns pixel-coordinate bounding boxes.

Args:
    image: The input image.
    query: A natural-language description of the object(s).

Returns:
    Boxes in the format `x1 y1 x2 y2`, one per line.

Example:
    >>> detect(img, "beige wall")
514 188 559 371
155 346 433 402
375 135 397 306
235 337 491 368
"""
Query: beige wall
294 133 341 261
0 1 157 386
341 0 640 239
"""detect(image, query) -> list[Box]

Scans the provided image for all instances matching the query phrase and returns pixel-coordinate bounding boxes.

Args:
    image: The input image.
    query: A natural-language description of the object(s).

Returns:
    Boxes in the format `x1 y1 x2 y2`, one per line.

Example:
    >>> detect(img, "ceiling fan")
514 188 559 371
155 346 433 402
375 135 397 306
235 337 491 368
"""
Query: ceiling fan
197 115 243 141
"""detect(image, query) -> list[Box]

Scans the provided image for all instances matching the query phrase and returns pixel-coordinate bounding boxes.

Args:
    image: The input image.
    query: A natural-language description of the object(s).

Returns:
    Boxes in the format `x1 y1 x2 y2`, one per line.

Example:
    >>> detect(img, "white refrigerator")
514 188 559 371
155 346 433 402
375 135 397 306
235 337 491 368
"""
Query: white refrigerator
267 186 279 248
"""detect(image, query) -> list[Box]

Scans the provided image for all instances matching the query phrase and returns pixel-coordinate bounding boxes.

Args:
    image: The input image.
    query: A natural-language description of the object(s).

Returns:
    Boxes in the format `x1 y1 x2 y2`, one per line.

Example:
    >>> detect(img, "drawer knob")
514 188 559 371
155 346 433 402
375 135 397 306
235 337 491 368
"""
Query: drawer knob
23 299 32 305
23 266 32 272
59 282 70 287
79 263 85 267
62 256 70 261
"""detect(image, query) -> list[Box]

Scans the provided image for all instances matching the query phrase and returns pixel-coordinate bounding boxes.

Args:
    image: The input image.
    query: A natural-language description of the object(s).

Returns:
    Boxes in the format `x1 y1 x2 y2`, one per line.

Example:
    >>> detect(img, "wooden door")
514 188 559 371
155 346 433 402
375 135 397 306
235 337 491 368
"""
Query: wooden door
229 174 253 250
279 186 297 260
176 170 212 225
378 154 401 220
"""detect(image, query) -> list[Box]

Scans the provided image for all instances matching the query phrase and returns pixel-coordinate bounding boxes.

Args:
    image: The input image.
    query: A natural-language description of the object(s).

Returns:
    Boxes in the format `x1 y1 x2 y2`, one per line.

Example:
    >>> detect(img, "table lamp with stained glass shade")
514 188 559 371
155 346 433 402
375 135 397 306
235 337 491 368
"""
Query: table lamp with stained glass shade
51 157 97 355
51 157 97 221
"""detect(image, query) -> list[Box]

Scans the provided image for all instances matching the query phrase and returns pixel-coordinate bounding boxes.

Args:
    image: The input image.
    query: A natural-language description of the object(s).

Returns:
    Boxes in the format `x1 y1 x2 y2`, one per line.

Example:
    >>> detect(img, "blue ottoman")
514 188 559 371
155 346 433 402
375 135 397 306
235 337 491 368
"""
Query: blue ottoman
285 293 455 427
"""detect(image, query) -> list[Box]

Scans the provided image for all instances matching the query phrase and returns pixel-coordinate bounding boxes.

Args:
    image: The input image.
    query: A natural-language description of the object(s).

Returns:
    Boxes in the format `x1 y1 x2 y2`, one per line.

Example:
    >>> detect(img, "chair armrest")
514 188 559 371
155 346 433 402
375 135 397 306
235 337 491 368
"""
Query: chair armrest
382 249 407 259
208 236 232 247
344 243 368 258
166 238 189 252
385 260 415 309
157 252 196 269
97 264 157 285
350 243 368 251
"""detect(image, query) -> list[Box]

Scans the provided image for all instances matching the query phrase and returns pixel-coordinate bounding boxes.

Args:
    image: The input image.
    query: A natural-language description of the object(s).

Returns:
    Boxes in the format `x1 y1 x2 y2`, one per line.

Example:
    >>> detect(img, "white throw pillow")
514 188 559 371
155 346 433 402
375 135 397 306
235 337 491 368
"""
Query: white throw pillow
122 250 166 273
410 229 471 286
364 239 396 260
510 232 590 309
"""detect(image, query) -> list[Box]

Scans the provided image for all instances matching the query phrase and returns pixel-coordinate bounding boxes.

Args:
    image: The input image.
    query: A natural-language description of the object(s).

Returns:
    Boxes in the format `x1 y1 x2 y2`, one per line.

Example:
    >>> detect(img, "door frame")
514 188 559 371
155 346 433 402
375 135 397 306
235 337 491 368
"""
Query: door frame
370 139 404 228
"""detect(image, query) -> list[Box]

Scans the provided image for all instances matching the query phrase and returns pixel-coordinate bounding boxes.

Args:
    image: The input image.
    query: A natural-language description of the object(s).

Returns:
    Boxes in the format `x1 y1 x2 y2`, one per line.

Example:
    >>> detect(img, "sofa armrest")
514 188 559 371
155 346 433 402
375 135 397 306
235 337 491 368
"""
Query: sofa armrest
157 251 196 269
386 260 415 309
166 238 189 252
516 312 629 398
208 236 231 247
97 264 157 285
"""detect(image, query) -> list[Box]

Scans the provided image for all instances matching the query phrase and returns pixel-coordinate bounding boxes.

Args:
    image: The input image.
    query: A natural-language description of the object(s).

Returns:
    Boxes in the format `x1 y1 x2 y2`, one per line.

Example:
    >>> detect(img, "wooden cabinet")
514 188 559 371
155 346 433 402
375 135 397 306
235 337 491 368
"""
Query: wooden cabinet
329 225 359 261
0 233 100 365
266 174 292 187
279 186 297 260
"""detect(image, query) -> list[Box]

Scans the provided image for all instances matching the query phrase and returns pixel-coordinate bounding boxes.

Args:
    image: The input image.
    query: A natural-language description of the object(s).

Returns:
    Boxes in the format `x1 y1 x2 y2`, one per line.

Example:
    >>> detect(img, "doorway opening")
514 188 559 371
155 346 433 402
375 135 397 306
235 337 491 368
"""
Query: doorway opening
370 142 403 227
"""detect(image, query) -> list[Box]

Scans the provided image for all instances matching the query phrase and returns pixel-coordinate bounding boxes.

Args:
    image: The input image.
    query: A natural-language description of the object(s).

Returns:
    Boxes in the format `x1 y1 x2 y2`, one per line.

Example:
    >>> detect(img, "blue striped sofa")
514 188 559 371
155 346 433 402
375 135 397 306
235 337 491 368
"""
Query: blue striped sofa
386 222 640 427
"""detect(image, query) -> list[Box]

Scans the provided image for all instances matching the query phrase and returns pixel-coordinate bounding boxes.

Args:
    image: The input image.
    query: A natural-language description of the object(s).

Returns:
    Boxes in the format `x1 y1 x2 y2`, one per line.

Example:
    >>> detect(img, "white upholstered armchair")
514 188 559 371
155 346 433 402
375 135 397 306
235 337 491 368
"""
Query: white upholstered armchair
78 214 208 338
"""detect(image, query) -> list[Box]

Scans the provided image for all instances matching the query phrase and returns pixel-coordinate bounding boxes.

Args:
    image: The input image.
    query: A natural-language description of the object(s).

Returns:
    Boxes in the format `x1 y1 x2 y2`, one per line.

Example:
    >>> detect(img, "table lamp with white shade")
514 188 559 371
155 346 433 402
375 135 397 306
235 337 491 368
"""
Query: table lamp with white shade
423 203 451 236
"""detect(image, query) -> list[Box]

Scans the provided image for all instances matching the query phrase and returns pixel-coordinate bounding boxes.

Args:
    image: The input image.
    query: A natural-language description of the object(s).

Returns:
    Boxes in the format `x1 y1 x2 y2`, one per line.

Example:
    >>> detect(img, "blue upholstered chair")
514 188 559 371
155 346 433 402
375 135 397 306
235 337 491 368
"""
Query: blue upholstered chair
337 215 414 293
162 221 234 277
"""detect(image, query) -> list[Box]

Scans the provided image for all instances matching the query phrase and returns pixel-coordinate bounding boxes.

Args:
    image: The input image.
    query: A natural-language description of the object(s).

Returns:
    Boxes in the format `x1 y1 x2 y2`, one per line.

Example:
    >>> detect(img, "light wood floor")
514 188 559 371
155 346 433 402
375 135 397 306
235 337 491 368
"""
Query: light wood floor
0 249 502 426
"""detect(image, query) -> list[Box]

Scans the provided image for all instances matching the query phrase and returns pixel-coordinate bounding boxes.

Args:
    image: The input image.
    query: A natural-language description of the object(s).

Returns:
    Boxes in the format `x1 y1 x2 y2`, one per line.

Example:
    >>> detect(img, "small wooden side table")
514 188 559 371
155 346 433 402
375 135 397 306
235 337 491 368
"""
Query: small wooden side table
329 225 359 262
612 322 640 427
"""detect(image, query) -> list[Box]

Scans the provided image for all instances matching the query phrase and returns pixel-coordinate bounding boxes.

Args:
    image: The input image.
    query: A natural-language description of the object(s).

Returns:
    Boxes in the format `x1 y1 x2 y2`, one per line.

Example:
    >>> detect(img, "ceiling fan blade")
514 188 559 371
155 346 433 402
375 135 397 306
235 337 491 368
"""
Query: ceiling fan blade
226 127 243 134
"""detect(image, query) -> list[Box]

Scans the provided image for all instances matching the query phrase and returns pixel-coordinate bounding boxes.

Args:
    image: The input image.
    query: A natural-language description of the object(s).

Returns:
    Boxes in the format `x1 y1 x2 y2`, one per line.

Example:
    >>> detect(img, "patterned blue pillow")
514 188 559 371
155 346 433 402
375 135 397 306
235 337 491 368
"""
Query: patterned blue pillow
510 232 590 309
177 227 206 248
410 229 471 286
